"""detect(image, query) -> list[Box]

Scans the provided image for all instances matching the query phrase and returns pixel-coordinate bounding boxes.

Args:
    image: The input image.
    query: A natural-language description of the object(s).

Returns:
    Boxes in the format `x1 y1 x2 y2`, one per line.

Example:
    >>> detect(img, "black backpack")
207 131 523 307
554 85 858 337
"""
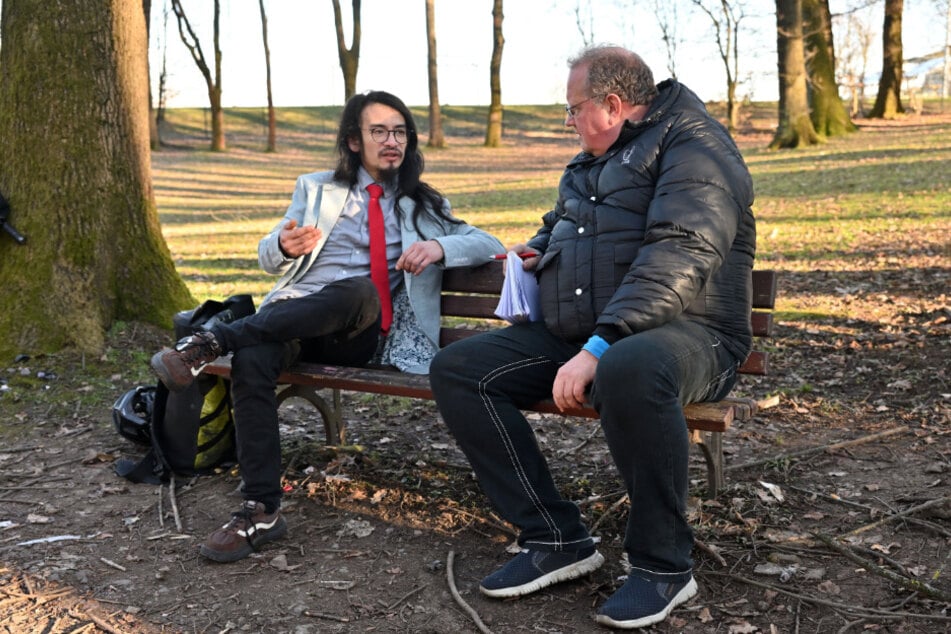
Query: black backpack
113 376 236 484
113 294 254 484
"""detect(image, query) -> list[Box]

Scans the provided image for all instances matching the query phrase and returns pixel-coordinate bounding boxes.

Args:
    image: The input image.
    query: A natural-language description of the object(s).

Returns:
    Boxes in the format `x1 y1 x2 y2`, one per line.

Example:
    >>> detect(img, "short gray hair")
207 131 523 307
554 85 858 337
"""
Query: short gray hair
568 45 658 106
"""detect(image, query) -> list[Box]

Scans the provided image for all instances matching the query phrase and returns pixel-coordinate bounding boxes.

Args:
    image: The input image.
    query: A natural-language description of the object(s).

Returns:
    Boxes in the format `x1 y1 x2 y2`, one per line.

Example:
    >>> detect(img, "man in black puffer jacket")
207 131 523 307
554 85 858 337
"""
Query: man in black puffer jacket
430 45 755 629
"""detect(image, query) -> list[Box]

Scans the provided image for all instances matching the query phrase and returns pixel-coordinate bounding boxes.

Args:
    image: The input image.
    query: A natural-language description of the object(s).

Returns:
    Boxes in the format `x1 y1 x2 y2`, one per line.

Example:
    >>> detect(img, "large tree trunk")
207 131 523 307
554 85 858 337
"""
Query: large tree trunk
332 0 361 101
770 0 821 149
484 0 504 148
425 0 446 149
868 0 904 119
803 0 856 135
259 0 277 152
0 0 195 358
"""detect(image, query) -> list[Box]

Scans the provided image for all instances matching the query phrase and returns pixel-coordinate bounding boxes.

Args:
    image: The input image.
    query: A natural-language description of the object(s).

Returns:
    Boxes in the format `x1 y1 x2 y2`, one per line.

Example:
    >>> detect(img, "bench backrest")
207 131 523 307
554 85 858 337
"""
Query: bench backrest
439 261 777 376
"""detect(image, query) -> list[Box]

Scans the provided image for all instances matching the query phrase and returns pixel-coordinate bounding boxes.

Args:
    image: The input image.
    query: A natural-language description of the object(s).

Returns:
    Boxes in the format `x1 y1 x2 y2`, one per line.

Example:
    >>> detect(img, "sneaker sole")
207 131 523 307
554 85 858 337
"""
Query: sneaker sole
150 349 193 392
480 550 605 598
199 519 288 563
594 577 698 629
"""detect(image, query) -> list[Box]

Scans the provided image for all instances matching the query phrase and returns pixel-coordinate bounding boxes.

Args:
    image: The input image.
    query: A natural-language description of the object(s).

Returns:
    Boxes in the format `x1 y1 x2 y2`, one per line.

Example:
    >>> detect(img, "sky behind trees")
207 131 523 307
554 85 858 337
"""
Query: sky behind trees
149 0 948 108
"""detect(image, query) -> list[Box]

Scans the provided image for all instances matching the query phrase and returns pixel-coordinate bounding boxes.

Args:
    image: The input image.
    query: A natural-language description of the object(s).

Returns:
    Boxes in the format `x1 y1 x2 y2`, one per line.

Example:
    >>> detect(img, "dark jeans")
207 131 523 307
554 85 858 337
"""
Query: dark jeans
429 319 739 582
210 277 381 512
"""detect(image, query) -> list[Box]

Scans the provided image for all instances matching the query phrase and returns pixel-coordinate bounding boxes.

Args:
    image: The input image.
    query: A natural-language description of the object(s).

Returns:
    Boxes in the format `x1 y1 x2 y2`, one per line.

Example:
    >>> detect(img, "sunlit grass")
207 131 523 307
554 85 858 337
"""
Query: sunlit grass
153 105 951 317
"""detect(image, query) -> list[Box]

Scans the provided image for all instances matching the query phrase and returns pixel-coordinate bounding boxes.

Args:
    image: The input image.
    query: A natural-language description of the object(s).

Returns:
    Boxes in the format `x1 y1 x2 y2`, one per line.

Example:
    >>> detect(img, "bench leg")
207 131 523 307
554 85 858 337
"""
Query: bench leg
691 430 725 498
276 385 345 445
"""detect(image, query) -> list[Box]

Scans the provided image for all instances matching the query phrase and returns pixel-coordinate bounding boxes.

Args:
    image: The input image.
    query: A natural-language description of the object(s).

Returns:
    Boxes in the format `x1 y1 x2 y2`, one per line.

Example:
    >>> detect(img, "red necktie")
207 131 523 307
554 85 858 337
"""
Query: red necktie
366 183 392 334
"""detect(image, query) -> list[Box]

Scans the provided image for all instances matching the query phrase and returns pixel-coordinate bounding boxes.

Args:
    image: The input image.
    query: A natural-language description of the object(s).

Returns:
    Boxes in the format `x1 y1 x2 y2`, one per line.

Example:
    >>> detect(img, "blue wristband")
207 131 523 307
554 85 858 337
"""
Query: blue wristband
582 335 610 360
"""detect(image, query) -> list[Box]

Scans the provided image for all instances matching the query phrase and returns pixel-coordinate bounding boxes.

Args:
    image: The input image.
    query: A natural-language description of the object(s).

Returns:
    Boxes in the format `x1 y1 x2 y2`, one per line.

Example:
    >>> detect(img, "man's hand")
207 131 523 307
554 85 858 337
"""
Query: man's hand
279 219 321 258
510 243 540 271
397 239 444 275
553 350 598 411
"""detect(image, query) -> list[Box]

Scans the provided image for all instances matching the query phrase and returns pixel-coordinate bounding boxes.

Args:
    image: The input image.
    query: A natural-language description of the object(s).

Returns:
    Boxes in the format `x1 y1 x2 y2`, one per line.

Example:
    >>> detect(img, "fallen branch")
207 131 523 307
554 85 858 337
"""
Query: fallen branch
589 493 629 535
726 427 910 472
556 422 602 457
385 583 428 611
303 610 350 622
76 607 123 634
814 533 950 602
694 538 727 567
99 557 127 572
167 475 183 533
704 570 951 623
447 550 494 634
843 496 951 538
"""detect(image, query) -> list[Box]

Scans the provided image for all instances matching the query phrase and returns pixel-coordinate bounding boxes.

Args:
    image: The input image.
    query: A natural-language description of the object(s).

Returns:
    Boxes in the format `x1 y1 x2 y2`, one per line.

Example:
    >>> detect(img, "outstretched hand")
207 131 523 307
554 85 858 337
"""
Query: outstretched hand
279 219 321 258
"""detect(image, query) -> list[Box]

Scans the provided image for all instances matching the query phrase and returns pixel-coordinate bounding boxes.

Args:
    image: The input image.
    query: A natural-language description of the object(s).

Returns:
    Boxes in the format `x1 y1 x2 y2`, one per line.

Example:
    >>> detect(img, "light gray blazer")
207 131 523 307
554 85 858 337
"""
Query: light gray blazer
258 170 504 361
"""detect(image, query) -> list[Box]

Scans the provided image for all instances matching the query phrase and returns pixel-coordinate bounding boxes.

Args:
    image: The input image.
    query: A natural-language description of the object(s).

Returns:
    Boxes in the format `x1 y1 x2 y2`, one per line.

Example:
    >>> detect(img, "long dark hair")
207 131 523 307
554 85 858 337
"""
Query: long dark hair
333 91 460 236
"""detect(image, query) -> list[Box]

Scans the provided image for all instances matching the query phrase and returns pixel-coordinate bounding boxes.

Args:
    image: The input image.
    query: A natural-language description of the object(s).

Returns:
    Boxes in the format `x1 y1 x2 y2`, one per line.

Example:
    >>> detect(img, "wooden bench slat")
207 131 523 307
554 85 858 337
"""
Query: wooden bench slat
752 270 777 309
440 294 504 319
204 357 740 434
751 312 773 337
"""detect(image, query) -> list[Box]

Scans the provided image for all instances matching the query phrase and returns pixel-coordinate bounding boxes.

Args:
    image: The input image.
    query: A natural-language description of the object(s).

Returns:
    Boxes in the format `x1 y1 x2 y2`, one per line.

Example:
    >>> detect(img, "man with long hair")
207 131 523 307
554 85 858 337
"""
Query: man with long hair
150 90 503 563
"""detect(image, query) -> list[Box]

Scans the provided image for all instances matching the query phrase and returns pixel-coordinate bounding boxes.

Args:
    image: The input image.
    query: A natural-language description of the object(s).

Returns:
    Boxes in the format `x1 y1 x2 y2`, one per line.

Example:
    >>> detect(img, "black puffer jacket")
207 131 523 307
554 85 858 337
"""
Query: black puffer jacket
528 80 756 363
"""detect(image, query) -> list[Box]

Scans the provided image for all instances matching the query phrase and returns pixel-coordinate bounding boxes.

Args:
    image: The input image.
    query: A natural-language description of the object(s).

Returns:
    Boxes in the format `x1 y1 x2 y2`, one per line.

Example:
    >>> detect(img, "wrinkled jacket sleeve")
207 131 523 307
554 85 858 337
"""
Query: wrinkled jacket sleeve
429 201 505 267
594 127 750 342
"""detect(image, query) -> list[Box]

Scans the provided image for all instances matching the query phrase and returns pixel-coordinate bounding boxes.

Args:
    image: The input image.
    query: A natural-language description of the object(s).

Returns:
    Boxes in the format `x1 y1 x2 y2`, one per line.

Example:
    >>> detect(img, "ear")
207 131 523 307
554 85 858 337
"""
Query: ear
604 93 624 119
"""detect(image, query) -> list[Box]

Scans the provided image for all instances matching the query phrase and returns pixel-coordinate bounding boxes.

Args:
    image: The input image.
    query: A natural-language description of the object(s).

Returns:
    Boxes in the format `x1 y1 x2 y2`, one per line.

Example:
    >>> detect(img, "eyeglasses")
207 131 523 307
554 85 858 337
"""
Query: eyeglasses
365 127 408 144
565 96 600 118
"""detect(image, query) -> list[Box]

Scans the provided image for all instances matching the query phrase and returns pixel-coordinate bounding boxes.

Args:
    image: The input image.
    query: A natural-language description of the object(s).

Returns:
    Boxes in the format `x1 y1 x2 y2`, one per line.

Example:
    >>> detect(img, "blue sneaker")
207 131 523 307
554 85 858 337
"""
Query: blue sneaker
595 573 697 629
480 548 605 598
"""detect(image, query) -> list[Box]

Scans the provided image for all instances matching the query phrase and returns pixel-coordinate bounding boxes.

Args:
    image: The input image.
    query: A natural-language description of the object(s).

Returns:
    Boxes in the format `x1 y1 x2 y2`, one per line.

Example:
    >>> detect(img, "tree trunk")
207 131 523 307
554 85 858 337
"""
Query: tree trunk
0 0 195 359
868 0 904 119
484 0 504 148
259 0 277 152
770 0 821 149
690 0 744 134
170 0 226 151
332 0 362 101
425 0 446 149
803 0 856 136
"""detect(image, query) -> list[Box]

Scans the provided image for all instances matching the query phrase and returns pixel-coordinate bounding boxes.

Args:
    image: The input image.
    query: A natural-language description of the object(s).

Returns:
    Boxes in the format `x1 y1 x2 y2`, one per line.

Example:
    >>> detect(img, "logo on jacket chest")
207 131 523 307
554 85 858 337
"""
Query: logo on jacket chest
621 146 636 165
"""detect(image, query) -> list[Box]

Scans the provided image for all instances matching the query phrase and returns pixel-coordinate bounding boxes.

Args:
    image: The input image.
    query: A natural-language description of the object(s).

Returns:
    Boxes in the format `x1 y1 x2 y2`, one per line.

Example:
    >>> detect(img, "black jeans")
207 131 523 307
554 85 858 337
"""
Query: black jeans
210 277 381 511
429 319 739 583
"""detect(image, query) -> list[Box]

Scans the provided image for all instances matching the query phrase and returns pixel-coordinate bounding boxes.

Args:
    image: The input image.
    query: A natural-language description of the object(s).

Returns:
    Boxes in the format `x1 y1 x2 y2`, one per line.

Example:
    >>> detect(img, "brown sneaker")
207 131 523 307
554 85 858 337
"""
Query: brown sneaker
150 330 222 392
199 500 287 563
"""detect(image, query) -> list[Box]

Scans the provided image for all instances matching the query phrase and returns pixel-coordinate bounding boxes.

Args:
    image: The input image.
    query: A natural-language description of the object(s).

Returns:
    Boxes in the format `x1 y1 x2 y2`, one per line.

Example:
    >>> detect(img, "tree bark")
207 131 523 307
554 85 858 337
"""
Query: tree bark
332 0 361 101
259 0 277 152
0 0 195 358
425 0 446 149
484 0 504 148
770 0 821 148
868 0 904 119
803 0 856 135
144 0 160 150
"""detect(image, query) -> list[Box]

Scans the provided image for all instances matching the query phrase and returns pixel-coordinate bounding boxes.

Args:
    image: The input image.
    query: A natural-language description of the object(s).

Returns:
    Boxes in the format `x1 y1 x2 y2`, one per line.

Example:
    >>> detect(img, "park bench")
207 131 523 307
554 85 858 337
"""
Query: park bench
203 262 778 497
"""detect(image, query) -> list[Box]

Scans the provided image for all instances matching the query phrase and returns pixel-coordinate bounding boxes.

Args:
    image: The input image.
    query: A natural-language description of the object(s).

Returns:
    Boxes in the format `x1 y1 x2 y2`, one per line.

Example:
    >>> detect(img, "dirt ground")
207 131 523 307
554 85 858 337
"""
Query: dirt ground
2 122 950 631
